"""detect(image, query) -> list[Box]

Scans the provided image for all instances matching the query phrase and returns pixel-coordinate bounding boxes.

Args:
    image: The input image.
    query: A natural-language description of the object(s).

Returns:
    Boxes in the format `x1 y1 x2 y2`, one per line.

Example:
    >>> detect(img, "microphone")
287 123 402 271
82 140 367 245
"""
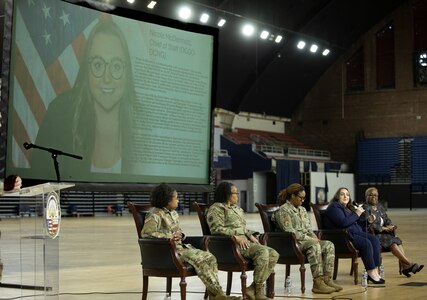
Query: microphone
23 142 33 149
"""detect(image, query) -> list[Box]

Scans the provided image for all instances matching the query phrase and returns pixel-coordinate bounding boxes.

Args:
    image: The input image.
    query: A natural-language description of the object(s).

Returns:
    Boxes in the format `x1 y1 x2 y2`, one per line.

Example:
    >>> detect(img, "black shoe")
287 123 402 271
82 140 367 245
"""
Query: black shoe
412 263 424 274
367 275 385 285
402 265 414 278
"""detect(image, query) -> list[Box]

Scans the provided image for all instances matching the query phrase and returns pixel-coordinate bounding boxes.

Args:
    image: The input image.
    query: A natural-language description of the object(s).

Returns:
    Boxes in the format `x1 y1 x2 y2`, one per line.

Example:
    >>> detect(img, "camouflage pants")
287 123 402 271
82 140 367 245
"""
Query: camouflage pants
300 239 335 278
240 242 279 284
179 248 223 296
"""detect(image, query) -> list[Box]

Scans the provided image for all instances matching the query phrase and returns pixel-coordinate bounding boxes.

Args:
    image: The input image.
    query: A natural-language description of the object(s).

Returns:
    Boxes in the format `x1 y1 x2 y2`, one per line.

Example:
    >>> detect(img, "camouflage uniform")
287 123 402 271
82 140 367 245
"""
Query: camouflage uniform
141 207 224 296
272 201 335 278
206 202 279 285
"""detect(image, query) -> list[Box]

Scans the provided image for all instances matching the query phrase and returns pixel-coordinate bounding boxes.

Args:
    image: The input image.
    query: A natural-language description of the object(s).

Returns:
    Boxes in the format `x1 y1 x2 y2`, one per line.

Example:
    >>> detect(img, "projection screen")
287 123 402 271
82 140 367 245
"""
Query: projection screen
2 0 218 186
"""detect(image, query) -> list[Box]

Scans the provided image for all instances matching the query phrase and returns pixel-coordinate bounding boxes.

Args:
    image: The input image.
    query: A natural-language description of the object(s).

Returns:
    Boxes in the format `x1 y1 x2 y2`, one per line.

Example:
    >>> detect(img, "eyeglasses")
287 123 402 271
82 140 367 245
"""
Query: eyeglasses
89 56 126 80
295 194 306 201
231 192 239 195
369 194 378 197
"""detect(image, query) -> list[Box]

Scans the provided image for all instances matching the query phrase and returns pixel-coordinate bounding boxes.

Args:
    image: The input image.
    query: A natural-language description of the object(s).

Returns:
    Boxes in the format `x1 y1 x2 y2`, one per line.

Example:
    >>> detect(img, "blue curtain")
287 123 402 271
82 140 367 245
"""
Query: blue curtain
276 160 300 194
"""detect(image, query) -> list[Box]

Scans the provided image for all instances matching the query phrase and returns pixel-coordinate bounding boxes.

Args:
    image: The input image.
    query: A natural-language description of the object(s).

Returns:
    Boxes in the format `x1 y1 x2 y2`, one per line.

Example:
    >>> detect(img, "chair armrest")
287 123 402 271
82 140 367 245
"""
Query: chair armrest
184 236 206 250
138 238 187 271
318 229 358 255
206 235 250 269
262 232 305 262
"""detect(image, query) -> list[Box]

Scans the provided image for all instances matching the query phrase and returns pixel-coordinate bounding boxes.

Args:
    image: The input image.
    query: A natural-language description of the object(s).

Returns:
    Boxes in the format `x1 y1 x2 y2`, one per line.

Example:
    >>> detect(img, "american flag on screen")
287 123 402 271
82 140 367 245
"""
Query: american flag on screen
10 0 101 168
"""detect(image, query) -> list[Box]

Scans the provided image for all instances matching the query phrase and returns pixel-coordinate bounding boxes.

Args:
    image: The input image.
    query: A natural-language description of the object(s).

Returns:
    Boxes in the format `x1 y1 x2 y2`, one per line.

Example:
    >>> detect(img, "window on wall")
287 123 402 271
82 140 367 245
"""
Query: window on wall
376 22 395 89
346 47 364 91
413 0 427 85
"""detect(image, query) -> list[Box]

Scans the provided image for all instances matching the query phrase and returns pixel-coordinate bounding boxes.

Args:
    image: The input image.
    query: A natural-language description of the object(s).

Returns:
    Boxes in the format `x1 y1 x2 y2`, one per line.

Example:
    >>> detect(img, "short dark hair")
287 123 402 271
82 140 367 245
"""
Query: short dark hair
150 183 176 208
3 175 19 192
214 181 234 203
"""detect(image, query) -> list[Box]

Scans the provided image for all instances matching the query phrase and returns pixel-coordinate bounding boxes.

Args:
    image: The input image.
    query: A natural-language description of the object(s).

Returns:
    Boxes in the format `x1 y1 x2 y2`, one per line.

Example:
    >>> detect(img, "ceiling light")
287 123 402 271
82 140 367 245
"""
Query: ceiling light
147 1 156 9
260 30 269 40
275 35 283 43
178 6 192 20
218 18 226 27
297 41 306 49
200 13 209 23
322 49 330 56
310 44 318 53
242 24 255 37
127 0 135 4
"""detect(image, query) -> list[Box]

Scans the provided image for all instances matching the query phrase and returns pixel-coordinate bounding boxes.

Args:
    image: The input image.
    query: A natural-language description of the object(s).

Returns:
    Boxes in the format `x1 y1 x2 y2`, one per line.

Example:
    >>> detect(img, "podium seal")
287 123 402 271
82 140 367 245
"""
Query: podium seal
45 191 61 239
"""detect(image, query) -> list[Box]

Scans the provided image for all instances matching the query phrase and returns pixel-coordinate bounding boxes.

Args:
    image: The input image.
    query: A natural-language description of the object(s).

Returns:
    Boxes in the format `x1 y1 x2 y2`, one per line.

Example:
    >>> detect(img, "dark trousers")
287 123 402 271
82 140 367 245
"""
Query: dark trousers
351 232 381 270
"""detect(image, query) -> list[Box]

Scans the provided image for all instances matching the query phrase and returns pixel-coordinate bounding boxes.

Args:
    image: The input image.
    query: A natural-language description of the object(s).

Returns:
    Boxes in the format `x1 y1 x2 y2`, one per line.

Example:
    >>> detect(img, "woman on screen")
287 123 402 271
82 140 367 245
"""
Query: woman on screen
33 19 136 181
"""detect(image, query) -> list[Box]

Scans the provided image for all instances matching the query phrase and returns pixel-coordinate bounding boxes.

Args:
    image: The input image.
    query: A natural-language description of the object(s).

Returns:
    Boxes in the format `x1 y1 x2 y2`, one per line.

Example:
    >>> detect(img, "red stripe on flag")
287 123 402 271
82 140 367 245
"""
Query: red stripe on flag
72 33 87 64
14 44 47 126
11 108 32 164
47 60 71 96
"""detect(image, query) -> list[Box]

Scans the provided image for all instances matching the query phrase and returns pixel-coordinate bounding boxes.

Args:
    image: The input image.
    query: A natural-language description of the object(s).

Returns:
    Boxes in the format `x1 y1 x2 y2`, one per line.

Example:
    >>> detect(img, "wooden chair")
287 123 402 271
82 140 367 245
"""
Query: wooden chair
192 202 274 299
255 203 307 293
310 203 359 285
128 202 205 300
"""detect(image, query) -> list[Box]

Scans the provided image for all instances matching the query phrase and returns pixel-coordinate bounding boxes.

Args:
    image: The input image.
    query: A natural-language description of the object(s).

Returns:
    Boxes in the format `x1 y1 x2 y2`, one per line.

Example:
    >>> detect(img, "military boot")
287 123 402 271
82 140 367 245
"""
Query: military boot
245 283 255 300
254 283 273 300
312 277 335 294
209 291 243 300
323 273 343 292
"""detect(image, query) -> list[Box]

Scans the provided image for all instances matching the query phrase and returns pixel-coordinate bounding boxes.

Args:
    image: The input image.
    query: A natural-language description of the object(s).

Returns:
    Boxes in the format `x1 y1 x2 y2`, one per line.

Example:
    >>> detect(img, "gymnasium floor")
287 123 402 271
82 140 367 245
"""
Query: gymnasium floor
1 208 426 300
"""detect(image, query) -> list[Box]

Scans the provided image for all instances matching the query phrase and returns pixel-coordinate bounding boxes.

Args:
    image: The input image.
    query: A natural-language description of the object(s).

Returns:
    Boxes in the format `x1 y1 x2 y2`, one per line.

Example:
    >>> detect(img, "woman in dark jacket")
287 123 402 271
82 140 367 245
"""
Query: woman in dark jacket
361 187 423 277
323 187 384 284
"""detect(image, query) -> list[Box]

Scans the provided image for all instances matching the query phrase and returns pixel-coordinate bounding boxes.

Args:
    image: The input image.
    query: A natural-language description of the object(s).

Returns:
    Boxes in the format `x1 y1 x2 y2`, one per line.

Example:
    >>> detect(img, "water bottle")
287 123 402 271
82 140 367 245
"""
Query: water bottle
361 270 368 288
379 264 385 279
285 276 292 295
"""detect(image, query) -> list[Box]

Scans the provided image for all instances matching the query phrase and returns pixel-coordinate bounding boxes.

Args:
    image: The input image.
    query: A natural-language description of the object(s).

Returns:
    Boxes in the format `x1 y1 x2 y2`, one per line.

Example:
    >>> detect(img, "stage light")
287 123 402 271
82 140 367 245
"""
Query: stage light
297 41 306 49
218 18 226 27
147 1 156 9
322 49 330 56
260 30 269 40
310 44 318 53
275 35 283 43
178 6 192 20
127 0 135 4
200 13 209 23
242 24 255 36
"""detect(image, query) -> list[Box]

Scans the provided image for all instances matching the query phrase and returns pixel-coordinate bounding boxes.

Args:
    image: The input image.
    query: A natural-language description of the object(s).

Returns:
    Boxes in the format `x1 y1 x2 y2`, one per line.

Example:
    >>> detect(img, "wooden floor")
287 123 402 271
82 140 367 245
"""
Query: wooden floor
0 208 426 299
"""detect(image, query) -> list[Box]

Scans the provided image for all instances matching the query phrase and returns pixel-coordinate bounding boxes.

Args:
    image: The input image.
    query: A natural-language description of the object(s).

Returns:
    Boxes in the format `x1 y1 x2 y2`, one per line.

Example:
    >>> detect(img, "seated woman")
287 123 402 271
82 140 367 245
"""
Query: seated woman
206 181 279 300
141 183 241 300
272 183 342 294
323 187 384 284
361 187 423 277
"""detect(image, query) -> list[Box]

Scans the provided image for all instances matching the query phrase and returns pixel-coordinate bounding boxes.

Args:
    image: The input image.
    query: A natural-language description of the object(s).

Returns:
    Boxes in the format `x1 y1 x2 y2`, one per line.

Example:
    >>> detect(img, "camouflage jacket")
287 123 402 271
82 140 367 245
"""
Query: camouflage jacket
271 201 317 242
140 207 192 251
206 202 259 239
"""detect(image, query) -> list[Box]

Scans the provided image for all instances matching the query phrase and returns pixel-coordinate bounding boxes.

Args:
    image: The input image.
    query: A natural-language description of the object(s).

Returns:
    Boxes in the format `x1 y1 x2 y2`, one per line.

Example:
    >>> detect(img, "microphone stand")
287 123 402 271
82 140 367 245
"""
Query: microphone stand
23 142 83 182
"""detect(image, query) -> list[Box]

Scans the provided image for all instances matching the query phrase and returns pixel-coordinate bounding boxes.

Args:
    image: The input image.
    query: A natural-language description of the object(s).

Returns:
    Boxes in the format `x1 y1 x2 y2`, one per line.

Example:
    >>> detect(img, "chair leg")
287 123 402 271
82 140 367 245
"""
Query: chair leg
299 264 306 293
240 271 247 300
286 264 290 277
166 277 172 295
204 289 208 299
142 275 149 300
179 277 187 300
353 259 359 285
226 271 232 295
333 258 339 280
266 271 275 299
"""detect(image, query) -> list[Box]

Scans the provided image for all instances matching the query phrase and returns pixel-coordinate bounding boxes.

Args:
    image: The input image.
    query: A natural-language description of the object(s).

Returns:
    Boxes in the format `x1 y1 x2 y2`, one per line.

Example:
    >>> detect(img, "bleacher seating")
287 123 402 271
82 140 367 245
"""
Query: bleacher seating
223 128 330 160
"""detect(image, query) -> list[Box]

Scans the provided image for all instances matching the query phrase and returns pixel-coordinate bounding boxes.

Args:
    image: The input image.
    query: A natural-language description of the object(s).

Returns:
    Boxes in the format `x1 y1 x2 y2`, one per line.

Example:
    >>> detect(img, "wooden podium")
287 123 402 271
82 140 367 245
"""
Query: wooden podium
1 182 74 299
